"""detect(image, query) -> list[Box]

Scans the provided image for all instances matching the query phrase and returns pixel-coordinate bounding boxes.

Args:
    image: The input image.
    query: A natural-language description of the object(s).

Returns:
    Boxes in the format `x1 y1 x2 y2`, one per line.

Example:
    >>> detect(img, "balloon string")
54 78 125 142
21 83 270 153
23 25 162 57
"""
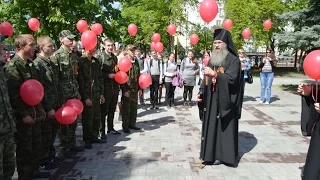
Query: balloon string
33 106 36 123
317 80 318 103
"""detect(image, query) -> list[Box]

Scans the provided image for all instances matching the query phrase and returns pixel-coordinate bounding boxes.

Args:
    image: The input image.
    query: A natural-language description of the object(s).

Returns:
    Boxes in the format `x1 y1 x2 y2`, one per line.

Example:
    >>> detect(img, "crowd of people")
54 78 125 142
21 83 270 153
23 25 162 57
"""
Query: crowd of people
0 27 317 180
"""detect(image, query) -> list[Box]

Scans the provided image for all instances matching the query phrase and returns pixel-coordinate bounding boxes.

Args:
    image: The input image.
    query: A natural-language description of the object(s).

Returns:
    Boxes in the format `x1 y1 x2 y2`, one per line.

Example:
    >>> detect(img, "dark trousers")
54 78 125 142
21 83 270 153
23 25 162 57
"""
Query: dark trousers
139 89 144 105
165 82 176 106
150 75 160 105
101 87 119 133
183 86 194 102
40 117 58 164
83 96 101 141
0 133 15 180
58 117 78 152
15 121 41 179
121 96 138 130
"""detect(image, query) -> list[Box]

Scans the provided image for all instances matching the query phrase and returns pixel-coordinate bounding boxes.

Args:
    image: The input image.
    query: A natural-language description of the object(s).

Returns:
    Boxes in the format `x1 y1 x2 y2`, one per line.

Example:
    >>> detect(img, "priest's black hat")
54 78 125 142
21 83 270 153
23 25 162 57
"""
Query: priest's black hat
213 29 238 57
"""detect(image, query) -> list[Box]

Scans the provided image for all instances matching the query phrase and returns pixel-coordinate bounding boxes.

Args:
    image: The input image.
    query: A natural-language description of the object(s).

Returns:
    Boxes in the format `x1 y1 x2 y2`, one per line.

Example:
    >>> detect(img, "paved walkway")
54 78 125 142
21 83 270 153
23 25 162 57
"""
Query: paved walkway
14 77 312 180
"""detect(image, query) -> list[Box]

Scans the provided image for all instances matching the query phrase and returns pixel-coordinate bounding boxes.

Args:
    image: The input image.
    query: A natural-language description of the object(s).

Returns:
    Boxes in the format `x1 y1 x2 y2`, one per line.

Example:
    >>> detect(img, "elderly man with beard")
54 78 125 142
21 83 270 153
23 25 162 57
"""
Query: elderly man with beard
197 29 244 168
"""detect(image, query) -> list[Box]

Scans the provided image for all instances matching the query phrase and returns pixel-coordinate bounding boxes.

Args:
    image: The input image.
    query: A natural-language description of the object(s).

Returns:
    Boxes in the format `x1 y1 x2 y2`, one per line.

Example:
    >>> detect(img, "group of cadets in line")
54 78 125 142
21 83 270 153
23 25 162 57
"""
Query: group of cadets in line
0 30 142 180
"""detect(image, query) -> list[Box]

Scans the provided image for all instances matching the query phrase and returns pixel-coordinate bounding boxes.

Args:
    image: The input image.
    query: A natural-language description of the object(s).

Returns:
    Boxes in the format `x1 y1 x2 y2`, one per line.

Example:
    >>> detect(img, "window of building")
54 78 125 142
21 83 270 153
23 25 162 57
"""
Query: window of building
216 20 221 25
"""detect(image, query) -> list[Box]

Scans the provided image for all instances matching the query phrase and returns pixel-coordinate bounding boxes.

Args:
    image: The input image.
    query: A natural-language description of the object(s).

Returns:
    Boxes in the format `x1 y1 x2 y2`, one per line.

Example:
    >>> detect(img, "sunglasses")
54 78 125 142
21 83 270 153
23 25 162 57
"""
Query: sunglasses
266 52 271 53
238 52 243 54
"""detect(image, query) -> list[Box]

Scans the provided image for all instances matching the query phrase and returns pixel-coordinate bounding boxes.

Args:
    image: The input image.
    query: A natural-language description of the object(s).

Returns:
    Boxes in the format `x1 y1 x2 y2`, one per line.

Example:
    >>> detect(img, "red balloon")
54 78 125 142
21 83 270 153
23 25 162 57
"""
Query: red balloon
0 22 14 37
199 0 218 23
303 50 320 80
55 106 77 125
152 33 161 43
139 73 152 89
128 24 138 36
190 34 199 45
150 42 156 50
154 42 164 53
76 20 88 33
242 28 251 39
28 18 40 32
115 71 128 84
81 30 97 50
118 57 132 73
223 19 233 30
263 20 272 30
203 57 210 67
20 79 44 106
91 23 103 35
167 24 177 36
65 99 83 115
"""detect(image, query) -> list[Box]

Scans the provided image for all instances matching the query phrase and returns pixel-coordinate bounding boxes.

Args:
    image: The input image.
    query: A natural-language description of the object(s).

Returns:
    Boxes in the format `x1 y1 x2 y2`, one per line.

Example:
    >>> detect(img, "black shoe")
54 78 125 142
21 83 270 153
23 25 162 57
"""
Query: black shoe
85 143 93 149
129 126 141 130
150 105 155 109
107 129 121 135
154 106 159 109
32 171 51 178
40 161 59 170
101 133 107 139
91 138 107 144
123 129 130 133
69 146 85 152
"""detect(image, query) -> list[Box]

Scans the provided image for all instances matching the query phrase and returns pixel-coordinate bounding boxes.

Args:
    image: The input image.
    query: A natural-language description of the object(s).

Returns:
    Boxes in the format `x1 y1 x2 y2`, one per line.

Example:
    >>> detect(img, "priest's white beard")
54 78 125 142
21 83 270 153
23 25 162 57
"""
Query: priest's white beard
210 46 229 67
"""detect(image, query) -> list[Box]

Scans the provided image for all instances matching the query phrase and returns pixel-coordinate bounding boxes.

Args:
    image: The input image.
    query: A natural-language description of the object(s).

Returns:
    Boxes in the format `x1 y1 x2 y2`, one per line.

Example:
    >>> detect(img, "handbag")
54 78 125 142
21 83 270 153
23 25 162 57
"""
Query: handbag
246 70 253 84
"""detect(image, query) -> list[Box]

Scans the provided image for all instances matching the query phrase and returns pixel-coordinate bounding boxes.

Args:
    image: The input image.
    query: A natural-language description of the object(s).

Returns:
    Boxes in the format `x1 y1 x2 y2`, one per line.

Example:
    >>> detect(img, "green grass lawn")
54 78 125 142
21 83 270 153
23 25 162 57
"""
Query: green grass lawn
251 67 306 77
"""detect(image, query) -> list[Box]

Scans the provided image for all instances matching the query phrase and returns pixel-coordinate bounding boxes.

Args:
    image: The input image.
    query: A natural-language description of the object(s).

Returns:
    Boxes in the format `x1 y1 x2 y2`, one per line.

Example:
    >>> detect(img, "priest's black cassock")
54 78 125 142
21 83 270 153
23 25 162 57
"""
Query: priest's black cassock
199 29 244 167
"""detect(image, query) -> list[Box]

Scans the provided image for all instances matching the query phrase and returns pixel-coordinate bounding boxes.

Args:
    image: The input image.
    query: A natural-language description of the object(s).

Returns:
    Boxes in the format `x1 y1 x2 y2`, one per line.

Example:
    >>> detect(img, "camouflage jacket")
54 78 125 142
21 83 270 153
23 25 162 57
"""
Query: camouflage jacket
99 51 120 90
34 54 59 112
51 46 79 105
120 56 141 98
4 55 44 121
77 55 104 100
0 66 16 134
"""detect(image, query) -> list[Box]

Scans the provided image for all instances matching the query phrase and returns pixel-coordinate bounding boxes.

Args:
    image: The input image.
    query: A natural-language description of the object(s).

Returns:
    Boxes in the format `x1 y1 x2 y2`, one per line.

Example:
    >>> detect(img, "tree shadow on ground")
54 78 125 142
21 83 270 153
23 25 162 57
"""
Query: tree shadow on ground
243 95 257 102
45 114 176 179
237 131 258 166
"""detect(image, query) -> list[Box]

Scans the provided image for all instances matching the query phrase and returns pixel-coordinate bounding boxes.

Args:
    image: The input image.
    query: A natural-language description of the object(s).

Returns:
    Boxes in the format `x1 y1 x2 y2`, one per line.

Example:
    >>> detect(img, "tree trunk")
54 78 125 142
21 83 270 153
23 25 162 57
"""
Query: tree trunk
294 49 298 69
297 50 304 73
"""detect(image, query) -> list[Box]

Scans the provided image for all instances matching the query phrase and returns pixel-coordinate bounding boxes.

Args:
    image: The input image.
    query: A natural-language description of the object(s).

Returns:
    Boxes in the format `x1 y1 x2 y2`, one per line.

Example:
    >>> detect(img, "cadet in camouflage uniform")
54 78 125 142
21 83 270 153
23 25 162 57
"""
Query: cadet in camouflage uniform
5 34 48 179
33 36 59 169
0 35 16 180
120 45 142 133
51 30 84 159
78 49 106 149
100 39 121 138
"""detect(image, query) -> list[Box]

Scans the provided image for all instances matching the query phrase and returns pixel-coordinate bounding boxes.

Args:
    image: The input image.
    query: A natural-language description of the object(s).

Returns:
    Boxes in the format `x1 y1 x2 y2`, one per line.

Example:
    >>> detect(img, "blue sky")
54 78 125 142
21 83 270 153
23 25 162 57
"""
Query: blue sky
112 2 121 9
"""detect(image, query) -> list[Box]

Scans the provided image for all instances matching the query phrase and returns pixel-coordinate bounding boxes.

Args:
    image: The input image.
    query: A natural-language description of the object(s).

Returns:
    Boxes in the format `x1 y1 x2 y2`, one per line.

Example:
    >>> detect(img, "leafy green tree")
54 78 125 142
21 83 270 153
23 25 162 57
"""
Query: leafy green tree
224 0 289 50
274 0 317 71
0 0 120 43
117 0 197 53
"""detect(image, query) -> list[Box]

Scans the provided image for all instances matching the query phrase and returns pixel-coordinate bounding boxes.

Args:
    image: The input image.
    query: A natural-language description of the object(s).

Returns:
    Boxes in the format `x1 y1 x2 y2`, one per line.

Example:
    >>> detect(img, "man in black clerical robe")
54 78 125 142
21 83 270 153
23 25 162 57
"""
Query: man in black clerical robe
198 29 244 167
297 83 320 179
300 85 318 136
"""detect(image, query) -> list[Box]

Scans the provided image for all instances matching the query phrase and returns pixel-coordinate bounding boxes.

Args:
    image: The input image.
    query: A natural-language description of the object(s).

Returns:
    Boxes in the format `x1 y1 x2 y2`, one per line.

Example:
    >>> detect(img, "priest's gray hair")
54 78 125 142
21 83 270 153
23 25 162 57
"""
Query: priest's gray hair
210 44 229 67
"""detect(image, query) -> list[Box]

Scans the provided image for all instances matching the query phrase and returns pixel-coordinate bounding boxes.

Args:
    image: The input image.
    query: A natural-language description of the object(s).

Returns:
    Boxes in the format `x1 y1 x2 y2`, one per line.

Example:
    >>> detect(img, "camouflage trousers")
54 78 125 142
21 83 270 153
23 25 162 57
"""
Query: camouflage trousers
82 95 101 141
0 133 15 180
15 120 41 179
121 95 138 130
58 115 79 152
101 87 119 133
40 118 59 164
